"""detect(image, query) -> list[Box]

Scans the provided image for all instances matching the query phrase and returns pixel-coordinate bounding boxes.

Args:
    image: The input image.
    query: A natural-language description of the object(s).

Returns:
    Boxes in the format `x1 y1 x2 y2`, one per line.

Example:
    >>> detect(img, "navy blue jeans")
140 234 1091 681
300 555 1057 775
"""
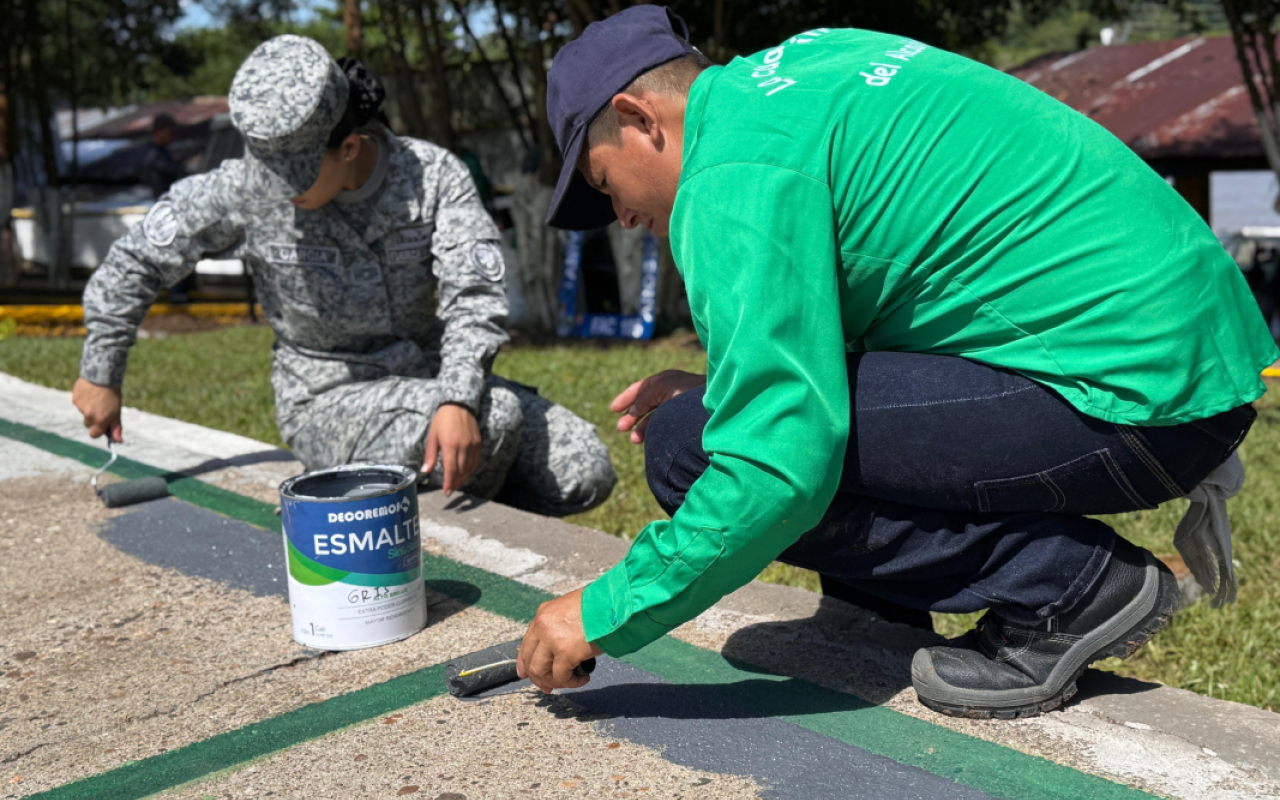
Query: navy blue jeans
644 352 1255 624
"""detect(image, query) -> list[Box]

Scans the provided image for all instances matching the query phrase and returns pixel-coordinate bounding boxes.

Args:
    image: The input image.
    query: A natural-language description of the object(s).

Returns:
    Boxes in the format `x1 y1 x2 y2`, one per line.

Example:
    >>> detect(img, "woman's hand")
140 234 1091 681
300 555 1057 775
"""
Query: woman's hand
72 378 123 443
423 403 482 495
610 370 707 444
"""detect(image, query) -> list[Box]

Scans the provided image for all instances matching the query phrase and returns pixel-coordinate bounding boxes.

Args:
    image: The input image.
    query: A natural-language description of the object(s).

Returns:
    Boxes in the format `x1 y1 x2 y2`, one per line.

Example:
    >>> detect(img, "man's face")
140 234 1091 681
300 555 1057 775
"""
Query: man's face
579 120 680 237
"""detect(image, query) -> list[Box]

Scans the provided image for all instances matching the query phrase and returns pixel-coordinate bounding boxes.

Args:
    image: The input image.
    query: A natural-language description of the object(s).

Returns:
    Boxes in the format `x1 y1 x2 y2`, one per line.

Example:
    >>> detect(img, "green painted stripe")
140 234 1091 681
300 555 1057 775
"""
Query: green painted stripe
26 666 446 800
2 417 1154 800
0 418 281 533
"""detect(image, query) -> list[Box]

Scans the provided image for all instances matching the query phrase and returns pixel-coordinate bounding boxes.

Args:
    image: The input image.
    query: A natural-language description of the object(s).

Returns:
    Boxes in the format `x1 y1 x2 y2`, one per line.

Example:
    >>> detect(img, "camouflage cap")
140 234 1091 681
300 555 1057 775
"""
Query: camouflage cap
229 35 349 198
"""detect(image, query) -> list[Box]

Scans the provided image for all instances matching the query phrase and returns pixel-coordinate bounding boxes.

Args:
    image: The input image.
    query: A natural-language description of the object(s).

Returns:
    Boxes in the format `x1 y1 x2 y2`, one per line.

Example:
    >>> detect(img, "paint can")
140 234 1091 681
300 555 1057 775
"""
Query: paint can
279 464 427 650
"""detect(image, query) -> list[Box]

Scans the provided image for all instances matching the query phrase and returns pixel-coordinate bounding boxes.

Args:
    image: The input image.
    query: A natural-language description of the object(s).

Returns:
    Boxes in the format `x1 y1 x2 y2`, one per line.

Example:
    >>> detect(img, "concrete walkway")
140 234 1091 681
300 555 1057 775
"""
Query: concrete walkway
2 372 1278 799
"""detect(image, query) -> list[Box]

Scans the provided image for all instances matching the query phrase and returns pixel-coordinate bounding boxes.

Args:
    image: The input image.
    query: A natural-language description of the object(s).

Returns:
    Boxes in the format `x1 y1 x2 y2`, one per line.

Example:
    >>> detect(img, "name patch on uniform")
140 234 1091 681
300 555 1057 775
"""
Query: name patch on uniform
394 224 434 244
469 241 505 282
267 243 342 267
384 224 434 265
143 201 180 247
386 243 431 265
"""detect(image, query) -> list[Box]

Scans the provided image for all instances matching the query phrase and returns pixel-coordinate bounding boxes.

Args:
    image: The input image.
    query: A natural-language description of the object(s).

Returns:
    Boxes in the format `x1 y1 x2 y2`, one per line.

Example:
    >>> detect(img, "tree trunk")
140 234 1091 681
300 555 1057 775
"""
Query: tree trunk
416 0 457 151
344 0 363 56
446 0 531 151
521 23 559 186
376 0 431 139
607 223 646 315
510 172 561 331
64 0 79 190
20 0 71 289
493 2 535 141
1221 0 1280 210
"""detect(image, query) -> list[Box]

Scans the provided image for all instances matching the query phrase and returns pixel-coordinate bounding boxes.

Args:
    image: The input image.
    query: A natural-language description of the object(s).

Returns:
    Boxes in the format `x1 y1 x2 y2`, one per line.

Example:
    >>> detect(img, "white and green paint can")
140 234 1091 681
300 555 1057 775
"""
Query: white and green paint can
279 464 427 650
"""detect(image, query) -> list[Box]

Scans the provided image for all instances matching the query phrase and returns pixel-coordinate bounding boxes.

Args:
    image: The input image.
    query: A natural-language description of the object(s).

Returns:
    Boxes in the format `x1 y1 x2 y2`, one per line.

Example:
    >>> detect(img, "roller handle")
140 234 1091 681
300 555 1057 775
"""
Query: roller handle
445 639 597 697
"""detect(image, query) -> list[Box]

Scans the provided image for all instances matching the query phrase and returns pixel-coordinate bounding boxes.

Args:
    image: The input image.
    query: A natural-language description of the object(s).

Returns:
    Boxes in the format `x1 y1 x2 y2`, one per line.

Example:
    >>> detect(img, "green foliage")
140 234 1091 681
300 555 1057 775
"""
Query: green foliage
2 326 1277 710
3 0 184 109
496 337 708 538
145 19 348 101
0 327 281 445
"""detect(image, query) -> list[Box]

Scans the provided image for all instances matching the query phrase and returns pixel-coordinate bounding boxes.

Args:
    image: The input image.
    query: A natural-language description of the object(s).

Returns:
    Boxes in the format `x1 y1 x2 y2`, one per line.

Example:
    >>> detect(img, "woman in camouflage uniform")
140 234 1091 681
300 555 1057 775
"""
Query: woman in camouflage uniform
72 35 616 517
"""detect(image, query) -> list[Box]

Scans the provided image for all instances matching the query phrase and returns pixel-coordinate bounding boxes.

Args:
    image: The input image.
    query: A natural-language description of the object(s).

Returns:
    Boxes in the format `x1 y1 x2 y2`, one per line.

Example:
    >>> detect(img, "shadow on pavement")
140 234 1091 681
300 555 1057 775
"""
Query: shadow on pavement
164 448 299 479
718 596 939 706
423 579 482 628
562 676 871 720
1073 668 1163 703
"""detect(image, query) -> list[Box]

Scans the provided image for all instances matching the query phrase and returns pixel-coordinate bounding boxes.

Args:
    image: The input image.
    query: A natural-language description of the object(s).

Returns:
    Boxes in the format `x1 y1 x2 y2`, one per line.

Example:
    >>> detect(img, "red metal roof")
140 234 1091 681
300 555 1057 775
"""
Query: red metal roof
77 96 229 140
1009 36 1263 161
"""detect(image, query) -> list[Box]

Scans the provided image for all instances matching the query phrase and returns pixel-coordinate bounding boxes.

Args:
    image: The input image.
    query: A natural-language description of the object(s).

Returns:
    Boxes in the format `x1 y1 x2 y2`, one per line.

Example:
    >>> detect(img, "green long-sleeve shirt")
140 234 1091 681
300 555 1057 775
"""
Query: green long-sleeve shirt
581 29 1279 656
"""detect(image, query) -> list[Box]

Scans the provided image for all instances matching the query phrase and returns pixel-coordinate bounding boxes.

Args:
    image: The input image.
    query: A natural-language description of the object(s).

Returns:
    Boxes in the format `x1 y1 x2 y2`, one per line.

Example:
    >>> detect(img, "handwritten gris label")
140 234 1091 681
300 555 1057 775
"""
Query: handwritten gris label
267 243 341 267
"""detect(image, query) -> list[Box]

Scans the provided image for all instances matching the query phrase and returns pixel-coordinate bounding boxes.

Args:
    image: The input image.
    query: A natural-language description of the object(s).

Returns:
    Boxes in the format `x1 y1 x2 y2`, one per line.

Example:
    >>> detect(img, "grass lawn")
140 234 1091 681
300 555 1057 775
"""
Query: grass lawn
2 325 1277 712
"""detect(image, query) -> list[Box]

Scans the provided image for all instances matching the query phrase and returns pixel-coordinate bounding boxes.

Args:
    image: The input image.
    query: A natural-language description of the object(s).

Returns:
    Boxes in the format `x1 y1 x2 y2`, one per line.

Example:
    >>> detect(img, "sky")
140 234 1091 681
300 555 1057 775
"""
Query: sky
173 0 496 36
175 0 214 30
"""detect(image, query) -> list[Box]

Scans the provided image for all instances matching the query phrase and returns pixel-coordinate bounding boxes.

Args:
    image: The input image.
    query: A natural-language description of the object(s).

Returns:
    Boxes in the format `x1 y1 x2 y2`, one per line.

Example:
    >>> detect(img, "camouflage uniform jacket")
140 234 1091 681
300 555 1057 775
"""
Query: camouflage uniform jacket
81 130 509 432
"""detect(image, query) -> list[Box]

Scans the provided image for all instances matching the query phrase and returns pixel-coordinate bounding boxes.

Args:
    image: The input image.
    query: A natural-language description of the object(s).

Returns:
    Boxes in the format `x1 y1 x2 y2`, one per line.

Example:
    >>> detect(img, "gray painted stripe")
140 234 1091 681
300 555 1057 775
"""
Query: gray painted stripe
99 498 996 800
99 498 288 597
559 658 997 800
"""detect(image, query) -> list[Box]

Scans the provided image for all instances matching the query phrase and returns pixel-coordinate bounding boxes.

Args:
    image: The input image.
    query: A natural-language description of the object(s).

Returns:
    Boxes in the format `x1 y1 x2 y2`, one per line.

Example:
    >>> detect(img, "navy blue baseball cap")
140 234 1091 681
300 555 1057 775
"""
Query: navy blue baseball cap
545 5 697 230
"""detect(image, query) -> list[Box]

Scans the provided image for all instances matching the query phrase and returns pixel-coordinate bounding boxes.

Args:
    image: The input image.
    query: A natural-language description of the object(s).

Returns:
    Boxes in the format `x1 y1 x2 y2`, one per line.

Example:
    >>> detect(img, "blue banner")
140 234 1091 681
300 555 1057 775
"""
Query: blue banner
557 230 659 340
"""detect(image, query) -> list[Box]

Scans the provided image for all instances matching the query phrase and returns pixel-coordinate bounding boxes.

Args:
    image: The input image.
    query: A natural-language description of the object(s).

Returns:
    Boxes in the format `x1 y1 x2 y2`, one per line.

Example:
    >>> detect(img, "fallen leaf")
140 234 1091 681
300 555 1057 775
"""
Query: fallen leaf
606 742 621 750
383 716 399 725
611 775 625 781
354 754 368 762
561 781 579 789
397 786 419 796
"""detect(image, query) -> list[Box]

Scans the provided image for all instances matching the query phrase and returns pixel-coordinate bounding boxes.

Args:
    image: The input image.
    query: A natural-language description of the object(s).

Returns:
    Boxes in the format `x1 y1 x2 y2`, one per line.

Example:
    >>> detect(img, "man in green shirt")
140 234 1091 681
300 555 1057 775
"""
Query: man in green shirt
515 7 1278 719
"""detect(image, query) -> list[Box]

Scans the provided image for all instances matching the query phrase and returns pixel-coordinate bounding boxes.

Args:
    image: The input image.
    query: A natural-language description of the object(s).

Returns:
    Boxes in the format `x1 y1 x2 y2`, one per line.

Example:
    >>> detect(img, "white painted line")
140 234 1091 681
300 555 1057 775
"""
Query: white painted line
1051 50 1091 72
0 372 301 484
1125 38 1205 84
0 437 91 482
421 519 574 590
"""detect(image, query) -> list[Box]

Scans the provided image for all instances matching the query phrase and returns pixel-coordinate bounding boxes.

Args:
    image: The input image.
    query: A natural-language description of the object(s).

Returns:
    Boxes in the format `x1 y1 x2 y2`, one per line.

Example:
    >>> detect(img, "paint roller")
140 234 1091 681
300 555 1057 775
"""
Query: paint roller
445 639 597 697
92 441 170 508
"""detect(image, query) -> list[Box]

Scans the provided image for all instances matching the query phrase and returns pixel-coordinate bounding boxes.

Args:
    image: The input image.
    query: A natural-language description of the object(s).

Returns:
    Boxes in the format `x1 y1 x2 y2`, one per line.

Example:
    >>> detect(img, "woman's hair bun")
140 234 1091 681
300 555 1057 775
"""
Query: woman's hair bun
337 57 386 126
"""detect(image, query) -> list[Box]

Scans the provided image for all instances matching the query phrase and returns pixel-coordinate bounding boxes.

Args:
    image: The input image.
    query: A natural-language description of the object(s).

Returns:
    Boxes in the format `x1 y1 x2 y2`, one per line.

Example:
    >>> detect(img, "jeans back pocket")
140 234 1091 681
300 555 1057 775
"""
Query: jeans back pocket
975 448 1156 515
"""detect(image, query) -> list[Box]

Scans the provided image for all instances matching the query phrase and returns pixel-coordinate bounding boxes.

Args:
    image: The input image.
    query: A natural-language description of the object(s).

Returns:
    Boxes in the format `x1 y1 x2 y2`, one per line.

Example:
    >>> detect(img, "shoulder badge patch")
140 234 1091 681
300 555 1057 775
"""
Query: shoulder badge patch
469 241 505 282
143 201 180 247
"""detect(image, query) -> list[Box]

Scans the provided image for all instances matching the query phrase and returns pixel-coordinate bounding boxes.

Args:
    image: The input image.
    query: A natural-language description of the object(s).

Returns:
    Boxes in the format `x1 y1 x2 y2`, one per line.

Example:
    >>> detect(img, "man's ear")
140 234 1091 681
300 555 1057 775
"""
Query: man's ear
611 93 661 144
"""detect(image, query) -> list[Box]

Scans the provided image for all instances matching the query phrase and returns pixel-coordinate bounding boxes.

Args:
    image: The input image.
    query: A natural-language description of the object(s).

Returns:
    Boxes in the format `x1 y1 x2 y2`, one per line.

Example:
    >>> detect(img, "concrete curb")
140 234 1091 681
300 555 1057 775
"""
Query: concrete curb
3 371 1278 799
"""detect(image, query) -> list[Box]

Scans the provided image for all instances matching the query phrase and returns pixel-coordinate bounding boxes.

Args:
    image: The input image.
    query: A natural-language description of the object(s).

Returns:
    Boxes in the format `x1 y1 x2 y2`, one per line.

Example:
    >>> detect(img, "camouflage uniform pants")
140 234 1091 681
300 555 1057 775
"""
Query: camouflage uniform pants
282 375 616 518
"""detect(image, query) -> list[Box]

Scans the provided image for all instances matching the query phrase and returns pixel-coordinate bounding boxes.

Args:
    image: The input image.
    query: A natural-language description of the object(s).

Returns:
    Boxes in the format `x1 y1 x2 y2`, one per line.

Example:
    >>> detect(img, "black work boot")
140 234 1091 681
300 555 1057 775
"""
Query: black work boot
910 539 1180 719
